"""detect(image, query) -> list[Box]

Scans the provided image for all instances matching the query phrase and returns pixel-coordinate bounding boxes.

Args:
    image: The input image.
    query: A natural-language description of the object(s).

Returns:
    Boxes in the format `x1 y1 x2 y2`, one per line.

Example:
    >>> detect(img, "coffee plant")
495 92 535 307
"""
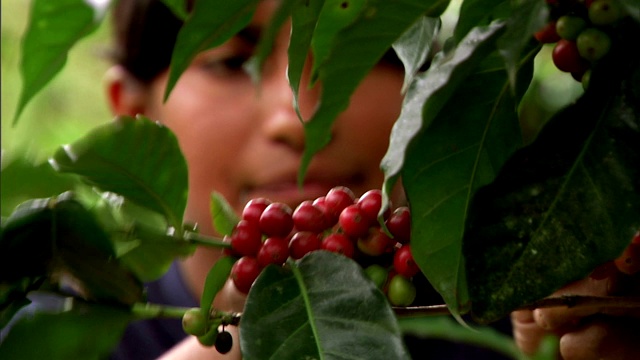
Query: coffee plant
1 0 639 359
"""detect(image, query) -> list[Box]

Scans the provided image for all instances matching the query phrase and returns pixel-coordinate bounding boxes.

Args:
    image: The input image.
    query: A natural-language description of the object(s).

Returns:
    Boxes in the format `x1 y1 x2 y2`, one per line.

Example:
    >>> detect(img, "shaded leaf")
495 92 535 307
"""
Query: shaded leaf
210 192 240 237
619 0 640 21
13 0 105 124
50 116 188 230
299 0 453 184
289 0 325 118
164 0 259 101
200 256 236 317
240 251 410 359
160 0 189 20
0 293 131 360
392 16 441 93
454 0 509 43
463 54 640 323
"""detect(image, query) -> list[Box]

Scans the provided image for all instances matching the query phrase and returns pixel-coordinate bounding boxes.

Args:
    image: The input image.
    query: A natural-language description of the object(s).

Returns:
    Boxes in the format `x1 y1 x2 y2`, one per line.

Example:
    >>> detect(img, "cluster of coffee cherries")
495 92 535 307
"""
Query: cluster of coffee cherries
181 308 235 353
226 186 420 307
534 0 630 88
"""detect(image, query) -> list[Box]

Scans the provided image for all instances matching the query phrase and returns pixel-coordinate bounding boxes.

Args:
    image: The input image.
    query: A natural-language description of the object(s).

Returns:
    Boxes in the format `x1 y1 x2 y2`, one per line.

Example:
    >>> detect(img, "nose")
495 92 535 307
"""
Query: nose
258 50 317 152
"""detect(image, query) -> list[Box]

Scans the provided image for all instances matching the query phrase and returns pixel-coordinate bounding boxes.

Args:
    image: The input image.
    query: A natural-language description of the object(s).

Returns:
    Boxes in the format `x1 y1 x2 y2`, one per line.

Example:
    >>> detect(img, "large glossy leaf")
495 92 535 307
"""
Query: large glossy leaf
240 251 410 359
49 116 188 230
0 193 143 305
164 0 259 101
463 54 640 323
298 0 452 184
381 21 506 212
453 0 509 43
160 0 189 20
0 292 131 360
13 0 106 125
392 16 441 93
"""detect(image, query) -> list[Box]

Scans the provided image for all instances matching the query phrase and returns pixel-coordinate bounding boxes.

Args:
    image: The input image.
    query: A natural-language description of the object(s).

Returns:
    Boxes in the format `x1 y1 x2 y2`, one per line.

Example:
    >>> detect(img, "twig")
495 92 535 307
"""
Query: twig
392 295 640 317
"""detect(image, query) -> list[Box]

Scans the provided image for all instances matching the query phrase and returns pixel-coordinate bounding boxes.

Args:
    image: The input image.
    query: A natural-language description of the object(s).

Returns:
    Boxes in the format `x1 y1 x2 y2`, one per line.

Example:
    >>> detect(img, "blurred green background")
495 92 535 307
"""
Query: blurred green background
1 0 583 217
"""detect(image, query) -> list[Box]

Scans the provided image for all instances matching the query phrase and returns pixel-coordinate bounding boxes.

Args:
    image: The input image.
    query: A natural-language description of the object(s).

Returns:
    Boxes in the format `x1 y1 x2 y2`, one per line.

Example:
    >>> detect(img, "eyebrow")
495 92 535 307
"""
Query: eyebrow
236 25 262 45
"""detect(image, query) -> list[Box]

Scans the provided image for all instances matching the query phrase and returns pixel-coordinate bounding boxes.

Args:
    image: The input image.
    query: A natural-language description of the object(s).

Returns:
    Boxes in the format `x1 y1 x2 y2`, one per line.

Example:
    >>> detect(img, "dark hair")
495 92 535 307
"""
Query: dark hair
111 0 186 83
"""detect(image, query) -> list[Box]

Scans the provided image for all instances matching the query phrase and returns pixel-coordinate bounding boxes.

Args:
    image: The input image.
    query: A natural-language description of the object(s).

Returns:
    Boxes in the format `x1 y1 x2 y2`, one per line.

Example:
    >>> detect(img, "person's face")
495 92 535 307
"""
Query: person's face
117 1 404 236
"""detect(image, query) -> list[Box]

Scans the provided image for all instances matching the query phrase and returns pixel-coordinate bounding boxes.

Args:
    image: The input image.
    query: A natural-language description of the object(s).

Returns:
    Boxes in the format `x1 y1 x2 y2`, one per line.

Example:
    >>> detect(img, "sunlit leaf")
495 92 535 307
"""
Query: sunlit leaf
392 16 441 93
0 293 131 360
13 0 106 125
463 57 640 323
240 251 410 359
210 192 240 237
164 0 260 101
299 0 452 184
200 256 236 317
50 116 188 230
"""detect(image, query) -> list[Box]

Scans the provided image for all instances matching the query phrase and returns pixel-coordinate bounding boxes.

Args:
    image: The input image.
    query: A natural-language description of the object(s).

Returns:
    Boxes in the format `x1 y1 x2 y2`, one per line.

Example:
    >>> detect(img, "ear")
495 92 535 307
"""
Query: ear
104 66 148 117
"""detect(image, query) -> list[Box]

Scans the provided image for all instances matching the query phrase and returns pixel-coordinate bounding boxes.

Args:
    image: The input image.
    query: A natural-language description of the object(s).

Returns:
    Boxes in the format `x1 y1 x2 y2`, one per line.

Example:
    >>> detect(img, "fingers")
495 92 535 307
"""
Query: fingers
559 317 640 360
511 310 548 355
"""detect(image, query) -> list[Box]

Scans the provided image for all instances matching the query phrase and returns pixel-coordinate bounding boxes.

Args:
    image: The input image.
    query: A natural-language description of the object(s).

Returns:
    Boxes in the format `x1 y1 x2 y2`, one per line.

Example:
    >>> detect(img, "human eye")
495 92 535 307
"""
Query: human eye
195 51 252 78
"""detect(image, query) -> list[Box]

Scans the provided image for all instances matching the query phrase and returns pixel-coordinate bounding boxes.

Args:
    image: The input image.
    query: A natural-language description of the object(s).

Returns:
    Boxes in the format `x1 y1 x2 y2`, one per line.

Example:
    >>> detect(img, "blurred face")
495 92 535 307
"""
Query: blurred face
139 1 404 236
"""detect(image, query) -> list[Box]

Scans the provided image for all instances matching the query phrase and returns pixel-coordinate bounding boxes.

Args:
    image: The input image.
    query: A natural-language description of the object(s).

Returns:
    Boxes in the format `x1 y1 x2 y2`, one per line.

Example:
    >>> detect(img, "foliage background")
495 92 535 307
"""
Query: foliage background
1 0 582 215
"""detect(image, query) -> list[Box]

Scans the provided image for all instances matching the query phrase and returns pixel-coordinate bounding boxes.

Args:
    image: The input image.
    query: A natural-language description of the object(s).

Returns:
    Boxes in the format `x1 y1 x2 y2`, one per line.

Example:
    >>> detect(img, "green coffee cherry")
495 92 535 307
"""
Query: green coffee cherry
182 308 207 336
364 264 388 289
577 28 612 62
556 15 587 40
588 0 625 25
387 274 416 306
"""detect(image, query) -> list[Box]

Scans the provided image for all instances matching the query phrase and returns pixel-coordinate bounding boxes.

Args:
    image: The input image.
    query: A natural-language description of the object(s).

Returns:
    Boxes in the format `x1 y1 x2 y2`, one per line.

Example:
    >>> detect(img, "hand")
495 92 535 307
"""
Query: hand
511 240 640 360
157 325 242 360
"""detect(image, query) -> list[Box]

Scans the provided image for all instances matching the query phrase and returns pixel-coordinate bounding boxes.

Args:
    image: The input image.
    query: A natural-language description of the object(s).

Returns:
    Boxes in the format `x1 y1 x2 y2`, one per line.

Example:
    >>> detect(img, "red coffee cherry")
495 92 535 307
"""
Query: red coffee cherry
289 231 322 259
231 256 263 294
357 228 397 257
339 204 373 238
356 189 384 222
324 186 356 220
242 197 271 226
393 244 420 278
259 202 294 237
293 200 329 232
257 237 290 267
230 219 263 257
614 242 640 275
321 233 355 258
552 39 589 73
385 206 411 244
534 21 561 43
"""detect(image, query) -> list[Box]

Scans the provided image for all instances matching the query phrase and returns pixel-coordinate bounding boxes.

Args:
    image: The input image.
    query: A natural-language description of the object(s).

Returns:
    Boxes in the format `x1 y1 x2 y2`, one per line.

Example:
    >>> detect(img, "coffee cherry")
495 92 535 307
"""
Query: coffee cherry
356 189 384 222
534 21 561 43
385 206 411 244
614 242 640 275
257 237 290 267
311 196 338 227
259 202 294 237
577 27 611 61
289 231 322 259
357 228 396 257
588 0 625 25
321 233 355 258
364 264 388 289
393 244 420 278
293 200 329 232
324 186 356 220
214 329 233 354
230 220 263 257
339 204 373 238
242 198 271 226
556 15 587 40
387 274 416 306
552 39 589 73
182 308 208 336
231 256 262 294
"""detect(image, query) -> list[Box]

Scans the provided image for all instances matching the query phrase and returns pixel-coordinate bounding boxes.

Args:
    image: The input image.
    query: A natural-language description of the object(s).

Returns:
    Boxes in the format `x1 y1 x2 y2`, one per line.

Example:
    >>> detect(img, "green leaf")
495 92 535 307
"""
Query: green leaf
299 0 453 184
244 0 293 84
289 0 325 119
210 192 240 237
13 0 106 125
496 0 547 89
0 193 143 305
381 21 506 212
240 251 410 359
200 256 236 318
50 116 188 230
398 316 528 360
160 0 189 20
164 0 260 101
463 58 640 323
453 0 509 43
392 16 441 93
0 293 131 360
619 0 640 21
